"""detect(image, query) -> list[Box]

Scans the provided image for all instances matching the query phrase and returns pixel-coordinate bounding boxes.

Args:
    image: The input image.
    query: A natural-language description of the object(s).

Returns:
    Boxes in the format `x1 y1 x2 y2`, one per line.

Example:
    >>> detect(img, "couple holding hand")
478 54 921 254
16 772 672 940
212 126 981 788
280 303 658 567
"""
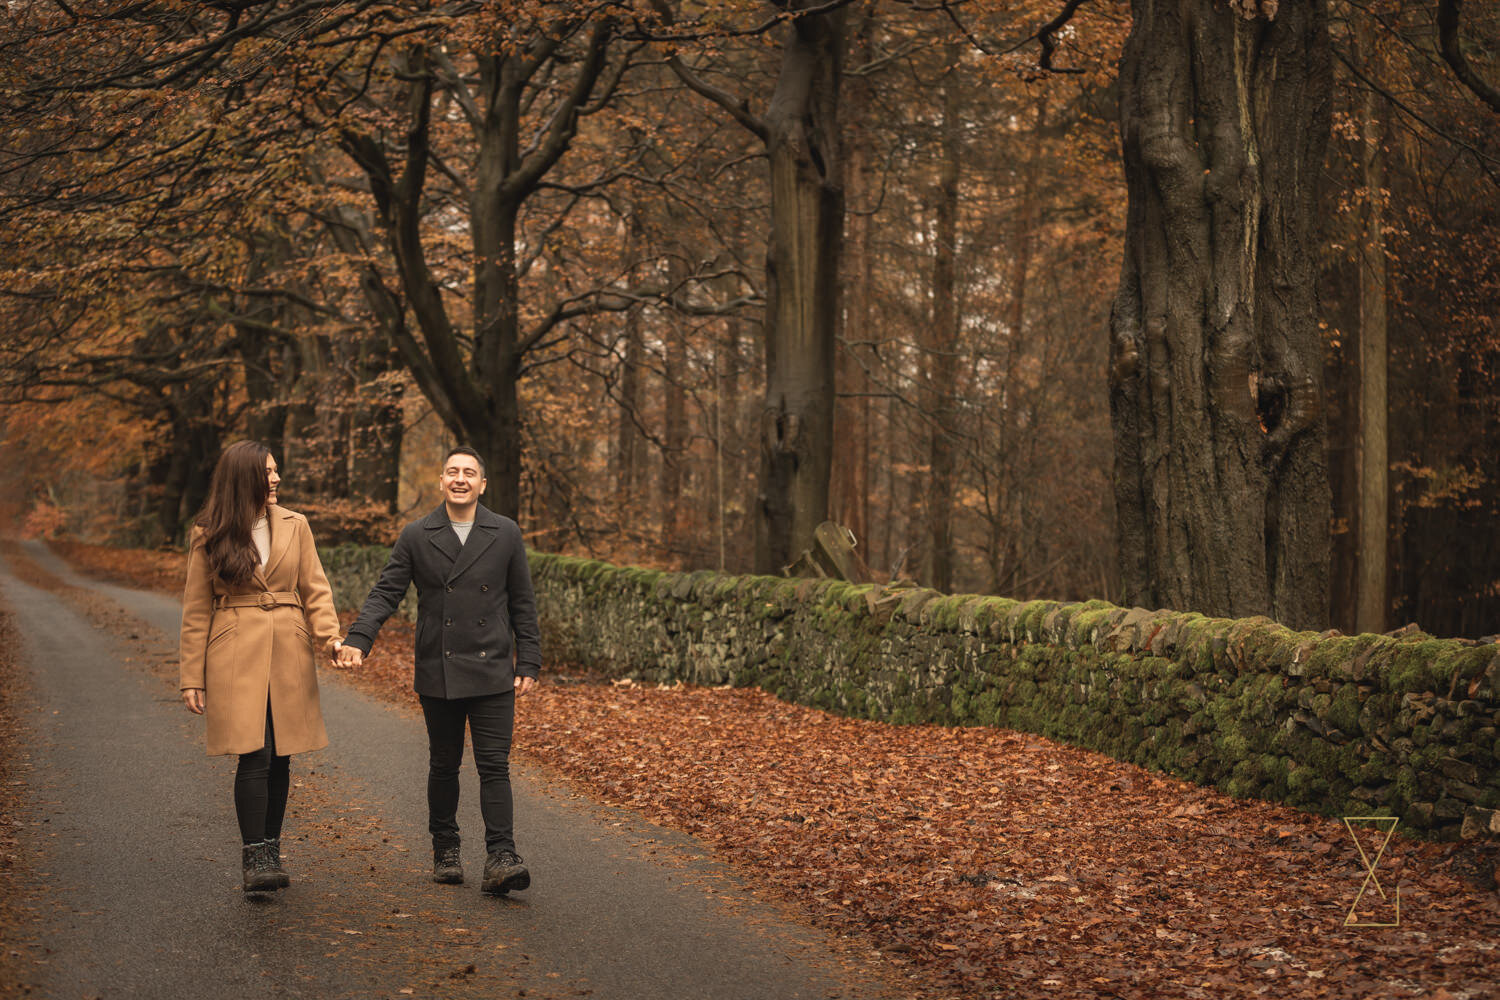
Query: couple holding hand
179 443 541 897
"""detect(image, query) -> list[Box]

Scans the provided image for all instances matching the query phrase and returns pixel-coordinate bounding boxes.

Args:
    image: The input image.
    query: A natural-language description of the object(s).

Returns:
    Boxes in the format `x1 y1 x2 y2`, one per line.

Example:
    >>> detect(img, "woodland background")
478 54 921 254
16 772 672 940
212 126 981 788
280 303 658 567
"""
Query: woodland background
1 0 1497 638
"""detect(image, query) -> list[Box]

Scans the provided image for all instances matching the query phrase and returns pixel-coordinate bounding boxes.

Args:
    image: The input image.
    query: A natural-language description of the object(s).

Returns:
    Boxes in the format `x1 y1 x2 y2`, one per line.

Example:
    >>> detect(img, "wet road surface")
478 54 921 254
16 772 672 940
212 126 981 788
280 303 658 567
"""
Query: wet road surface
0 541 897 1000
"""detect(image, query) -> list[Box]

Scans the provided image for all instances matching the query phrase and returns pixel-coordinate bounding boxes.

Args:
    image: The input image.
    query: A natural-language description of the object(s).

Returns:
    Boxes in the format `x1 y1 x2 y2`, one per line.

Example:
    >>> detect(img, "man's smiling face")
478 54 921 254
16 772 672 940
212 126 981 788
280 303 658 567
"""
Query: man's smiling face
440 452 485 509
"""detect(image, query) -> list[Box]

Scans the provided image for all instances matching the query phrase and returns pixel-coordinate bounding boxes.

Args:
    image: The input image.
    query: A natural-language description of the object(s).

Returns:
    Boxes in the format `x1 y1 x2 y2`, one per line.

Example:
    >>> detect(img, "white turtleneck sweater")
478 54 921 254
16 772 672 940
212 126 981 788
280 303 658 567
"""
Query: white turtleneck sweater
252 514 271 566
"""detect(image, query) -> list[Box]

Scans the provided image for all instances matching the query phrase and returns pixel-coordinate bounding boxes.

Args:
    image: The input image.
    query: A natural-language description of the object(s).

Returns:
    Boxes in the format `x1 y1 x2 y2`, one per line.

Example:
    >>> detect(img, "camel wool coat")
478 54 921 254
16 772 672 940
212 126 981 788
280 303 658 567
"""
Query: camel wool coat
179 505 342 757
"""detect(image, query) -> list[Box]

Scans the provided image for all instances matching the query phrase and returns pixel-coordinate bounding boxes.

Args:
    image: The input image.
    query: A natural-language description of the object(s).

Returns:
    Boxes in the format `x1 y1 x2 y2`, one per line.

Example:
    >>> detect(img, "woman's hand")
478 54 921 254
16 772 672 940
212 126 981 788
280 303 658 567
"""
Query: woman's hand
182 688 205 714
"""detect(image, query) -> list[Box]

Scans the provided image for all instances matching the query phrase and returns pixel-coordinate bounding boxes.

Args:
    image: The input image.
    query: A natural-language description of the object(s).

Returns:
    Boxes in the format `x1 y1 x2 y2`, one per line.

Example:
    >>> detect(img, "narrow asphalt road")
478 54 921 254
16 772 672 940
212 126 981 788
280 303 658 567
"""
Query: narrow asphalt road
0 541 900 1000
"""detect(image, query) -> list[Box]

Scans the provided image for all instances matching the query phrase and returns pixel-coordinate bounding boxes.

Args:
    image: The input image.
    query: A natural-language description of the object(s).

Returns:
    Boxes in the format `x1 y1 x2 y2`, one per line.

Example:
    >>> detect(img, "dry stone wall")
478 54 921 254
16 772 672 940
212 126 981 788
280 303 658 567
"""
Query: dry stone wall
321 544 1500 840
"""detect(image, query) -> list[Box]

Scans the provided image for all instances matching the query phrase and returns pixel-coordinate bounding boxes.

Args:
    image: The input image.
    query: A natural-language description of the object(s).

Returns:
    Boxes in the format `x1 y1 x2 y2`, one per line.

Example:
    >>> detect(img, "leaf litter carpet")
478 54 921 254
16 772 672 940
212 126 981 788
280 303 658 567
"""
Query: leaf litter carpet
51 542 1500 999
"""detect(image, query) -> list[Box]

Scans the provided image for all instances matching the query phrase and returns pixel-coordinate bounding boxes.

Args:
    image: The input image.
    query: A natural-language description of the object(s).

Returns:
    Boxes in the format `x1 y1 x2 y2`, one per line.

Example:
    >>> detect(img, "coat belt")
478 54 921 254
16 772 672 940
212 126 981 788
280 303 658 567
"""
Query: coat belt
214 591 303 611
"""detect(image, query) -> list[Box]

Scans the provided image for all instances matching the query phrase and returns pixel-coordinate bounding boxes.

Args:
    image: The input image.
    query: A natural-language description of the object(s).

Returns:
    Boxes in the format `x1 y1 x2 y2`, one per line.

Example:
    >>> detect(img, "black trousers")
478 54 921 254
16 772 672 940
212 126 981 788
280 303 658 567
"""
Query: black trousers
234 708 290 845
419 689 516 855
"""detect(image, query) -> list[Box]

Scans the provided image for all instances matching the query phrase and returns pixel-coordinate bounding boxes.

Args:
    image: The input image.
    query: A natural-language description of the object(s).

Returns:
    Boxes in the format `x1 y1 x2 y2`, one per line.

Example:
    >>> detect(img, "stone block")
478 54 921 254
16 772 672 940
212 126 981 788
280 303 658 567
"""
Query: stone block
1460 806 1500 840
1438 756 1482 785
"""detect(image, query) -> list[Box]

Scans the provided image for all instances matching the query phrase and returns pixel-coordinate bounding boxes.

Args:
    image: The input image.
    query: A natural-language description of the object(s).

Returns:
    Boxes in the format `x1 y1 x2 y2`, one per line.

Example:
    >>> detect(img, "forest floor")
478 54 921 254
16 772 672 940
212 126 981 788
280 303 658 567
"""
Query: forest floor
43 540 1500 1000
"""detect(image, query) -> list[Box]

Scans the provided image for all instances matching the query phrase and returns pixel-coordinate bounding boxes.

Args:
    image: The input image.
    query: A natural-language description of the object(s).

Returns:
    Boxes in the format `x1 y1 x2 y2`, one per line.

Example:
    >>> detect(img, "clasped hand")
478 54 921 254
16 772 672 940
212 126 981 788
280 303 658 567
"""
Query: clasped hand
328 642 534 697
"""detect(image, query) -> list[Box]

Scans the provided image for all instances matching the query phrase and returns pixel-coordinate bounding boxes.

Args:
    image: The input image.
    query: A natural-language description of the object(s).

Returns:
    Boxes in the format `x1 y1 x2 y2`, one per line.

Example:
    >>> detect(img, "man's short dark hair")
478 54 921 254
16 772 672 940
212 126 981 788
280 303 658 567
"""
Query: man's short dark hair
445 445 485 477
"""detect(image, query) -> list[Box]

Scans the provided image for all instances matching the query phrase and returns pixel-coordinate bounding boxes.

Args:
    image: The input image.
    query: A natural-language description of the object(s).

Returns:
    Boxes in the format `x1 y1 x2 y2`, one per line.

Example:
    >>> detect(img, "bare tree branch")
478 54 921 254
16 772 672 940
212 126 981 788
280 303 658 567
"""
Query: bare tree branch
1438 0 1500 116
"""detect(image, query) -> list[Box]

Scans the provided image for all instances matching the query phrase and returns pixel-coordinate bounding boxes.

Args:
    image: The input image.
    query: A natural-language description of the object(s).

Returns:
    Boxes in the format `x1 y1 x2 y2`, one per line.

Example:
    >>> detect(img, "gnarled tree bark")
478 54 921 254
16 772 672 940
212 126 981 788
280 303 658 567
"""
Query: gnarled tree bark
1110 0 1332 628
755 2 846 573
338 21 620 517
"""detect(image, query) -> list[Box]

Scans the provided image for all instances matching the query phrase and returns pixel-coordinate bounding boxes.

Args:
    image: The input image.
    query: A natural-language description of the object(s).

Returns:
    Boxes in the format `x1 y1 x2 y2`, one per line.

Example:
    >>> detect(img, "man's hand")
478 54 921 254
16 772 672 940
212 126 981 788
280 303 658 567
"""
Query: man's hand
182 688 205 714
338 643 364 669
515 675 537 697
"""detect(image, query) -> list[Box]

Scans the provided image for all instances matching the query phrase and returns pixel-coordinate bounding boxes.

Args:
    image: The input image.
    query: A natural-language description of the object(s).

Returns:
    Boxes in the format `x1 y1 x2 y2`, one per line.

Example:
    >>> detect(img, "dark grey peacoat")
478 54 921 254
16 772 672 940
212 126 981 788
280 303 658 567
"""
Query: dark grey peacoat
344 504 542 699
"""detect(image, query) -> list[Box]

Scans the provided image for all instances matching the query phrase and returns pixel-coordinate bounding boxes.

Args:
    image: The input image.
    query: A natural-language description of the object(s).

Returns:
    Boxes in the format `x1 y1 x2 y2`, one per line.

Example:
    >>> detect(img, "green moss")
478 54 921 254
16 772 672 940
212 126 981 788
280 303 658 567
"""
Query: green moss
925 595 970 631
1216 723 1251 762
1386 641 1460 692
1327 683 1361 734
968 597 1017 635
1070 607 1116 645
503 546 1500 841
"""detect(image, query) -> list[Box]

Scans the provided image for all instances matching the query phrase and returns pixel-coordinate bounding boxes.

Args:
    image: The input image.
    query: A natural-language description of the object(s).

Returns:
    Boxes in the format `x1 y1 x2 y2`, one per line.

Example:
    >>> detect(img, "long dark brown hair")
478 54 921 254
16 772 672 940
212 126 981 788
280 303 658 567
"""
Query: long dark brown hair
196 440 271 588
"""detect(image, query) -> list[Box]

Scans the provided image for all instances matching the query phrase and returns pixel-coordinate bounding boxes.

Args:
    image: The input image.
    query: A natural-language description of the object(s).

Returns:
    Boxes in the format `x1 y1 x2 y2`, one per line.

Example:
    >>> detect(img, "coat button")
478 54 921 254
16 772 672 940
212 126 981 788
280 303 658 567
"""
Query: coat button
480 584 489 592
445 618 452 627
478 651 486 658
445 650 452 658
477 619 486 626
446 585 453 593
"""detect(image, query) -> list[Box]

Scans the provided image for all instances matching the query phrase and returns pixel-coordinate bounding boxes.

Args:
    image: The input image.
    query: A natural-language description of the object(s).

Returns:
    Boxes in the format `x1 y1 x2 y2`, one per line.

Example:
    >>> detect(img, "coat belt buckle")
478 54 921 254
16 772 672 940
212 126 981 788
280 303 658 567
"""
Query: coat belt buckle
257 592 277 611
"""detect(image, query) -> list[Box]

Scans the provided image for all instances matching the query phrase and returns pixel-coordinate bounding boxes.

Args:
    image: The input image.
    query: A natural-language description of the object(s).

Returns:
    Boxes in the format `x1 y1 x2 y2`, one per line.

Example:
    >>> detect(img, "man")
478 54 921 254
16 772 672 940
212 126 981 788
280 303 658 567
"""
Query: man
338 446 541 895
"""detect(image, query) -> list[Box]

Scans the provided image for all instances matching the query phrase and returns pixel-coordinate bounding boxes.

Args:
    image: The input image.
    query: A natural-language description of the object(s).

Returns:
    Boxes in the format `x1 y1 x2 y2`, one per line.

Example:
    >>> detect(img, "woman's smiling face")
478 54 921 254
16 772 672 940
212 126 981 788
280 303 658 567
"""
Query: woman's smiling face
265 455 280 507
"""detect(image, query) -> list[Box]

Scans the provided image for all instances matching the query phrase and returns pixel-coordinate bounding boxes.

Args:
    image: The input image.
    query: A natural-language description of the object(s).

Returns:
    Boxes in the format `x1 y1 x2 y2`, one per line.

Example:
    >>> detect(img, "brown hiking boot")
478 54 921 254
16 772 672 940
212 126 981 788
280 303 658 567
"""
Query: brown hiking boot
242 841 280 893
432 845 464 884
481 849 530 895
266 837 291 888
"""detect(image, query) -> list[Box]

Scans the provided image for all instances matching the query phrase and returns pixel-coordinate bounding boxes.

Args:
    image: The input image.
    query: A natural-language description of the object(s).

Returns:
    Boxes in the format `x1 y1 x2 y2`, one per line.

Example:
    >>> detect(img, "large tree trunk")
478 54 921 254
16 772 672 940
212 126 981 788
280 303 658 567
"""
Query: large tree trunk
340 25 614 522
833 5 874 557
754 4 846 574
470 52 525 518
156 387 221 543
1110 0 1332 628
1354 30 1389 635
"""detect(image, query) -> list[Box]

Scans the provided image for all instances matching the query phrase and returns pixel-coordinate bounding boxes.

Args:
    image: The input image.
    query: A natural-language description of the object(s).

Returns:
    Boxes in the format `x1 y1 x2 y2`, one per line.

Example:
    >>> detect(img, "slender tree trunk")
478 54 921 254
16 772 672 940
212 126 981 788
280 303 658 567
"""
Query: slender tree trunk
1110 0 1332 628
721 285 745 542
233 234 294 458
238 321 287 458
833 5 873 554
615 311 644 499
349 336 404 512
754 4 846 574
1007 94 1046 341
661 326 687 547
324 202 408 512
614 214 647 505
281 333 320 491
926 45 962 593
880 392 897 572
1355 32 1389 634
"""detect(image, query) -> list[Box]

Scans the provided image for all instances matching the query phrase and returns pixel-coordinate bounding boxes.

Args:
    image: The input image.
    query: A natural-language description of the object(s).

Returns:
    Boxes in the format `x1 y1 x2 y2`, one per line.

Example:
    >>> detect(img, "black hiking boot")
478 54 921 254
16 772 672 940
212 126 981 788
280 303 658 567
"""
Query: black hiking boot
481 849 530 895
266 836 291 888
432 845 464 885
242 841 280 893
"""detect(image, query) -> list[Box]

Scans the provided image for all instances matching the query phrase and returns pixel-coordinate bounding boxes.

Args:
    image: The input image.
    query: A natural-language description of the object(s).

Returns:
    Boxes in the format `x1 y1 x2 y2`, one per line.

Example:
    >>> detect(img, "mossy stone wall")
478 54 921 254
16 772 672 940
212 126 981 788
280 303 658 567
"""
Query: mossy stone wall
320 543 418 622
323 545 1500 840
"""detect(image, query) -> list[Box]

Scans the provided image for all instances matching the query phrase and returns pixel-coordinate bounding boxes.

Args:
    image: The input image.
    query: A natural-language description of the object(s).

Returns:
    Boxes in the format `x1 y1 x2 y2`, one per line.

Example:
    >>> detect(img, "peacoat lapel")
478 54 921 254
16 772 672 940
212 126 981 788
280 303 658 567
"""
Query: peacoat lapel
444 505 502 584
423 504 463 566
257 505 298 587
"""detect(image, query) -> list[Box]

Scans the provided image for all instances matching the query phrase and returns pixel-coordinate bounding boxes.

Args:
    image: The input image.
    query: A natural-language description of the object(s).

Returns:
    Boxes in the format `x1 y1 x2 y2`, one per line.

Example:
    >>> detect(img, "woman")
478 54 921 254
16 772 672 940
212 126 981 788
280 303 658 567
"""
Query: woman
178 440 344 893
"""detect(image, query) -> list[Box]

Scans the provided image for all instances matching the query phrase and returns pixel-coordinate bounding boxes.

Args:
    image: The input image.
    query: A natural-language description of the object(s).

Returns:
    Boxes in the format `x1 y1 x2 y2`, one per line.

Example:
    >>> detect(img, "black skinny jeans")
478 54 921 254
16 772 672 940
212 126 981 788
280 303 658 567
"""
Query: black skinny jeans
234 706 290 845
419 689 516 854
